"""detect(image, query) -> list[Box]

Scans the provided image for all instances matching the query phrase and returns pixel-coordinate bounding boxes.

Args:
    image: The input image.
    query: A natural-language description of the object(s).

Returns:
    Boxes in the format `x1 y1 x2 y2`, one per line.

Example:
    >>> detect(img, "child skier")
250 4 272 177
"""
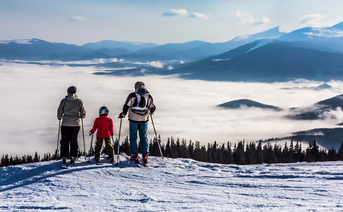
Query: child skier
89 106 115 163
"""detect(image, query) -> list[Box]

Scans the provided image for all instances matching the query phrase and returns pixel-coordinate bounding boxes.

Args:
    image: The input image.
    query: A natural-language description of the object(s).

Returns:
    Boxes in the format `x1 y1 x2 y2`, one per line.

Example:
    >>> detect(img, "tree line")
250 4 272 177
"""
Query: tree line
2 136 343 167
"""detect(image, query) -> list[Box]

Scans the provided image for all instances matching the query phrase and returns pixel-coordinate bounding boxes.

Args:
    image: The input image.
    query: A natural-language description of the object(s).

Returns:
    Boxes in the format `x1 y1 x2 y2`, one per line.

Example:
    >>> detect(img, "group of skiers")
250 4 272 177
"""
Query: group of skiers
57 81 156 167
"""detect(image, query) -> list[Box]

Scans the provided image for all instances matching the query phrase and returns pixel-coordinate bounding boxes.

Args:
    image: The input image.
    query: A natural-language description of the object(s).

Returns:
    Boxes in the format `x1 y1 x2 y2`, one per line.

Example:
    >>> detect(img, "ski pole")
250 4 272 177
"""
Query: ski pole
81 118 86 160
87 133 94 162
150 114 163 159
115 118 123 164
55 119 61 160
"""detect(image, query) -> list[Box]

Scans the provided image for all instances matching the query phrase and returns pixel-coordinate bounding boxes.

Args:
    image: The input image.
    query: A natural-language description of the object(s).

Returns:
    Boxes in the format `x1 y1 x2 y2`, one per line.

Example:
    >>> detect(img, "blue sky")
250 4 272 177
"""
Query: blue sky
1 0 343 45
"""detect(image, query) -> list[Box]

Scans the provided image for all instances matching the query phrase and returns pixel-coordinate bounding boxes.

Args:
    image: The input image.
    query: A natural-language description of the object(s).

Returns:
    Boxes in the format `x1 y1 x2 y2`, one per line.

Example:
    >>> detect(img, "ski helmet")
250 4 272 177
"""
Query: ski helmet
135 81 145 91
99 106 109 116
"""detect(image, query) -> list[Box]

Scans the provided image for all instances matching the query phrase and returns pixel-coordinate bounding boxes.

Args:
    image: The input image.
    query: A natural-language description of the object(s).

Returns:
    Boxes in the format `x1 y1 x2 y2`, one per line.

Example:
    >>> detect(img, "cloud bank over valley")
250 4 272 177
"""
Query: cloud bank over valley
1 61 343 156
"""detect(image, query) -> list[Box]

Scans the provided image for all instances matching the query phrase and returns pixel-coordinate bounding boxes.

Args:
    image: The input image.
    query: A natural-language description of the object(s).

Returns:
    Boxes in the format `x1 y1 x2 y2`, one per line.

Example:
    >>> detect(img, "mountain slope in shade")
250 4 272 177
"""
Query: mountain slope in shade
264 127 343 150
218 99 282 111
1 155 343 210
82 40 159 52
135 40 209 59
185 26 287 58
0 38 91 60
170 40 343 82
288 94 343 120
291 127 343 150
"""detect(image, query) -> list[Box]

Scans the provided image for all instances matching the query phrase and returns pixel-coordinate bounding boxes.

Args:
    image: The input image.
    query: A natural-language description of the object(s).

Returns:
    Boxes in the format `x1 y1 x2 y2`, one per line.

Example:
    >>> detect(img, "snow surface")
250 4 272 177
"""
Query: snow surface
1 156 343 211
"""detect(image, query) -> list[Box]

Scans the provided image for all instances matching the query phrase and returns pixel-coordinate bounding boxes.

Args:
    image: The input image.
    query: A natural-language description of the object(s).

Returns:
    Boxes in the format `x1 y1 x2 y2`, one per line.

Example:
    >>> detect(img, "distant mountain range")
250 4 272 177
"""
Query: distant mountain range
3 22 343 82
81 40 159 52
167 38 343 82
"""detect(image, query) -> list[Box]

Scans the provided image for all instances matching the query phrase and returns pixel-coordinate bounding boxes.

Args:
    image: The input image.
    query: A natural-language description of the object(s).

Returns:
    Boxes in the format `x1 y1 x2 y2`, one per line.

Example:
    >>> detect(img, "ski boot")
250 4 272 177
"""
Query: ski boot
142 154 148 164
95 156 101 165
130 154 139 163
61 157 67 169
70 157 77 165
107 156 114 163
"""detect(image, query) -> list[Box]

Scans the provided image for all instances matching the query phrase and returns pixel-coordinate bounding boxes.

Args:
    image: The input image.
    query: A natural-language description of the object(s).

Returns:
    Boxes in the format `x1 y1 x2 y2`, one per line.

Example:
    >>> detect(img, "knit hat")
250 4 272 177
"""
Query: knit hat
134 81 145 90
67 86 77 94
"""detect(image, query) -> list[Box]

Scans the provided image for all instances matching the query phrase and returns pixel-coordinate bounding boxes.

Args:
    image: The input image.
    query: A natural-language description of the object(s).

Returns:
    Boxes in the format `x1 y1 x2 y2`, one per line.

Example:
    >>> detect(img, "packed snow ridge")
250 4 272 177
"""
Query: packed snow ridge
1 155 343 211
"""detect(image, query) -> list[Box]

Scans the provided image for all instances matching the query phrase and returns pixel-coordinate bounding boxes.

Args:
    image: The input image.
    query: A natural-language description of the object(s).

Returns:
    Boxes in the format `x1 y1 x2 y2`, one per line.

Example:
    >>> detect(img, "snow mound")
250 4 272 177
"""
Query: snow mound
1 156 343 211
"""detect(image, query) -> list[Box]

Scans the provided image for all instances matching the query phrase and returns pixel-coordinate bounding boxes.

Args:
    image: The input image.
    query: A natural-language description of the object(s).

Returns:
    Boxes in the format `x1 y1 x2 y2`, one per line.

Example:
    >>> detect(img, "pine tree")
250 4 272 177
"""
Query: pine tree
33 152 40 162
120 136 130 155
233 141 246 165
256 140 263 164
328 146 337 161
188 140 194 159
164 138 171 158
193 141 201 161
338 141 343 160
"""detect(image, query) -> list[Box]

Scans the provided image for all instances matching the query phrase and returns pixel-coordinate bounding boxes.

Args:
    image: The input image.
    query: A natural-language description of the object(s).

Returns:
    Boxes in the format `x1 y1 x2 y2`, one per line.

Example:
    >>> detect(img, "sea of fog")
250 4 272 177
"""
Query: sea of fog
1 60 343 157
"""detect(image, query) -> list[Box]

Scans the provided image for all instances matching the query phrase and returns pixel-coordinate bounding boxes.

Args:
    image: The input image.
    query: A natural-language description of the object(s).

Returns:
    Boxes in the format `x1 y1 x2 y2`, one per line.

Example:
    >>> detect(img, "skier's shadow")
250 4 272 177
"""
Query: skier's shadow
0 158 134 193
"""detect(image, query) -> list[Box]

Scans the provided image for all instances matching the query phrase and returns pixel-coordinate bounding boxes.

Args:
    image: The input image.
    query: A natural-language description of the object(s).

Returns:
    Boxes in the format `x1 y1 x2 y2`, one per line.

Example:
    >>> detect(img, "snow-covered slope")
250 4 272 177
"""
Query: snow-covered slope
232 26 287 42
1 155 343 211
277 22 343 53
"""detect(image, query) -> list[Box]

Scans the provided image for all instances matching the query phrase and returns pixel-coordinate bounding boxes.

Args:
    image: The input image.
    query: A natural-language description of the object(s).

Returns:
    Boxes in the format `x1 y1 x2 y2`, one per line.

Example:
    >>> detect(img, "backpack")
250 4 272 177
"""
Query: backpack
131 88 150 115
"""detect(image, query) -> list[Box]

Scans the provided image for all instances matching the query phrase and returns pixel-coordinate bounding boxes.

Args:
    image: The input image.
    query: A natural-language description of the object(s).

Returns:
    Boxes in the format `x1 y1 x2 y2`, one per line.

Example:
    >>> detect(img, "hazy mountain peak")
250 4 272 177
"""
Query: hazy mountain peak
232 26 288 42
332 21 343 30
0 38 37 45
82 40 159 51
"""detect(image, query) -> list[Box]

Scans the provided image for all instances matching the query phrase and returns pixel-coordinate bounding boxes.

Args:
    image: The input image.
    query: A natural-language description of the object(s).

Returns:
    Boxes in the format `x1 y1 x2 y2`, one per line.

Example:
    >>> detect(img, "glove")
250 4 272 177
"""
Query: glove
150 107 156 115
118 112 125 119
89 130 94 136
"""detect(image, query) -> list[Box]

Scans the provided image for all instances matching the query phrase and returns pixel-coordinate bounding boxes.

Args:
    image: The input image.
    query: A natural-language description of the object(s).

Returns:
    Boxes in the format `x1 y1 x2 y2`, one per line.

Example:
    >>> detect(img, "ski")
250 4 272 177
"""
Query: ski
60 158 78 169
120 152 145 168
137 155 150 168
101 153 119 166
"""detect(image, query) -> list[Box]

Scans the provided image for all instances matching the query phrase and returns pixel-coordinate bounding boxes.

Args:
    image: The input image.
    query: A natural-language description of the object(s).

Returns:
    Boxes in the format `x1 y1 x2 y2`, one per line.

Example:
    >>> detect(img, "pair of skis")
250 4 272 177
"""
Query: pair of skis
61 158 78 169
120 152 149 168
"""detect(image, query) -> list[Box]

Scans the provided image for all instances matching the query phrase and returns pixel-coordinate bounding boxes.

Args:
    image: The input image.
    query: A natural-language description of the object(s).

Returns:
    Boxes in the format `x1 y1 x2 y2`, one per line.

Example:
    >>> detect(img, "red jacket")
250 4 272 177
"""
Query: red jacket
91 115 114 138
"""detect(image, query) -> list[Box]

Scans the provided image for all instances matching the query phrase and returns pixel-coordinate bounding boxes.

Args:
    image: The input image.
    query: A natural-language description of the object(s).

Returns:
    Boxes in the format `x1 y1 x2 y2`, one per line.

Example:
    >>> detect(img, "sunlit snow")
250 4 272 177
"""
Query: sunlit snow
1 156 343 211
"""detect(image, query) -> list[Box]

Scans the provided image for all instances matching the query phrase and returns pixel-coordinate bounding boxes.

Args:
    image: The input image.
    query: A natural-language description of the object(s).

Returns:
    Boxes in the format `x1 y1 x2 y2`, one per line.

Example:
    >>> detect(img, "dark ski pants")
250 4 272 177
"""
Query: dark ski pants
129 121 149 155
95 137 114 159
60 126 80 158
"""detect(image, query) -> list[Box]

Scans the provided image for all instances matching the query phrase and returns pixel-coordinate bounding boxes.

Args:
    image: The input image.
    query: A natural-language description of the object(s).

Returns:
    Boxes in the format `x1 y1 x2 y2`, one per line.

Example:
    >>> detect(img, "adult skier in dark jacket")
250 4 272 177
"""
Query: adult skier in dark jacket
57 86 86 167
119 81 156 163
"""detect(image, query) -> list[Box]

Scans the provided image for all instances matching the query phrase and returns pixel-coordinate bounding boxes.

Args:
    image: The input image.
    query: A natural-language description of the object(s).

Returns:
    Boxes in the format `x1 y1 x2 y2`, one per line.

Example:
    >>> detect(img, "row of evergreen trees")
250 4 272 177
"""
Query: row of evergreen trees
149 137 343 164
1 136 343 167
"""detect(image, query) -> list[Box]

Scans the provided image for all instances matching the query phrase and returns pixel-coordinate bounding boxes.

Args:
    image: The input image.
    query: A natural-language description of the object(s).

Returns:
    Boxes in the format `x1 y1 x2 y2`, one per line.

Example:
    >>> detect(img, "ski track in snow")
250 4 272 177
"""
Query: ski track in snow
1 156 343 211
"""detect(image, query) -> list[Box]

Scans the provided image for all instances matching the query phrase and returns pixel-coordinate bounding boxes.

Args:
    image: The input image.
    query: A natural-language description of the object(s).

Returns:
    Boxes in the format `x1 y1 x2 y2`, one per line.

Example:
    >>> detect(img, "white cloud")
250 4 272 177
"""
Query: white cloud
149 61 164 68
162 9 188 17
68 16 86 21
233 9 270 25
299 14 326 27
189 12 209 19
